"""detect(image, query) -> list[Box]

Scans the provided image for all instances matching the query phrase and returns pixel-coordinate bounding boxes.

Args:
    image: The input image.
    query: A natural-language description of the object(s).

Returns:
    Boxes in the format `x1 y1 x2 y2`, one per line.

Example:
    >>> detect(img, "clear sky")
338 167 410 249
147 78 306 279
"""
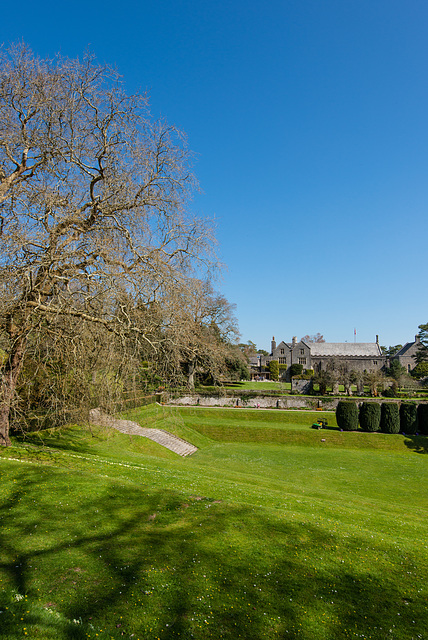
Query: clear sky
2 0 427 351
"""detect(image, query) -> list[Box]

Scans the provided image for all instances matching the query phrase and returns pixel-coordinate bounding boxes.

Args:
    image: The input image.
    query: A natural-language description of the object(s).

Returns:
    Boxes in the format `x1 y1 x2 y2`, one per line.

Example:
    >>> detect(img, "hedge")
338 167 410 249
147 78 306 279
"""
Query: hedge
336 401 359 431
417 404 428 435
400 402 418 435
359 402 381 432
380 403 400 434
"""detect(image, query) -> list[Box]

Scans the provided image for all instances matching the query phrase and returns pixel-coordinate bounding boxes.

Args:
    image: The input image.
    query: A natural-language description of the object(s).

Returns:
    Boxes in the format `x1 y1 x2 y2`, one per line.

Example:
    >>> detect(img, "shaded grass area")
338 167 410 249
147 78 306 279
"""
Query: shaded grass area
0 404 427 639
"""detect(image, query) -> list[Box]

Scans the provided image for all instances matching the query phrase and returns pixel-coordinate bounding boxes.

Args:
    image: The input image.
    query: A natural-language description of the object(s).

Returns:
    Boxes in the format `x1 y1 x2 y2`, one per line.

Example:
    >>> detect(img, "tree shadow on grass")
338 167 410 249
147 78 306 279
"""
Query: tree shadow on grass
13 424 100 455
0 463 426 639
403 434 428 453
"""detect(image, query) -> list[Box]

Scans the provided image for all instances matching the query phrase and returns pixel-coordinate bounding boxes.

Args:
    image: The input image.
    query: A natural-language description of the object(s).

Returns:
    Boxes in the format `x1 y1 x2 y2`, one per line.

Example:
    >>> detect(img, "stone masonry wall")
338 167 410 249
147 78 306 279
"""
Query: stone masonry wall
168 394 337 410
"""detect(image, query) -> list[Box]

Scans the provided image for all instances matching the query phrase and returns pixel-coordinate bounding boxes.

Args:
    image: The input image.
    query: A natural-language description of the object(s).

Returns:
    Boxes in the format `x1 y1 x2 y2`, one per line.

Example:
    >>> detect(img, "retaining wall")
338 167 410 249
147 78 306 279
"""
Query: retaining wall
168 394 338 410
167 394 428 411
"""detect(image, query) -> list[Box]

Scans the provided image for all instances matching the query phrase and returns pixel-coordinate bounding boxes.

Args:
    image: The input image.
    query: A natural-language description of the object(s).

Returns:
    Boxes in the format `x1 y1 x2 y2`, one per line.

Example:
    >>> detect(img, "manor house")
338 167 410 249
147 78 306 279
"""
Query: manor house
251 336 386 380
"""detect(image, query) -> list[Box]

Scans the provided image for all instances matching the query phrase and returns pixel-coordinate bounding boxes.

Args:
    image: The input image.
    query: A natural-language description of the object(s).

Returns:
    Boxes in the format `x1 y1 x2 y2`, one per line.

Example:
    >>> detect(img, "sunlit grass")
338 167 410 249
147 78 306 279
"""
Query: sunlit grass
0 403 427 639
223 380 291 391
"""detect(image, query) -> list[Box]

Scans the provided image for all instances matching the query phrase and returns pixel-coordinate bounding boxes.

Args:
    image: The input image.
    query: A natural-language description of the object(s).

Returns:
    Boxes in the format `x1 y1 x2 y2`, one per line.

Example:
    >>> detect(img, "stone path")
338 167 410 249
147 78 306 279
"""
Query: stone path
89 408 198 457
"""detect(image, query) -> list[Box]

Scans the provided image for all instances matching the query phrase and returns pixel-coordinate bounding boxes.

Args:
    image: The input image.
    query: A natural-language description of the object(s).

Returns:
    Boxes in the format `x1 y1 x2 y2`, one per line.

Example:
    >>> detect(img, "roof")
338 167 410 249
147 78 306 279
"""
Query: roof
309 343 383 357
394 342 416 357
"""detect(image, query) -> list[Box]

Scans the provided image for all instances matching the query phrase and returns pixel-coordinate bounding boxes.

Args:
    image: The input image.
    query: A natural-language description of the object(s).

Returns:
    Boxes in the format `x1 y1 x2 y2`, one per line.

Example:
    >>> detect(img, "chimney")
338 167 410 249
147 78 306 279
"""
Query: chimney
415 335 421 343
271 336 276 354
376 335 379 344
292 336 297 346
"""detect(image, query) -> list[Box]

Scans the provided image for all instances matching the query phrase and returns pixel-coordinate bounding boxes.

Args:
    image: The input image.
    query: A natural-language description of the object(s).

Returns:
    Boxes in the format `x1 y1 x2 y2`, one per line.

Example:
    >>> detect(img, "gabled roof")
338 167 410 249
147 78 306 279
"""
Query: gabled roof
394 342 416 357
283 340 310 349
309 343 383 357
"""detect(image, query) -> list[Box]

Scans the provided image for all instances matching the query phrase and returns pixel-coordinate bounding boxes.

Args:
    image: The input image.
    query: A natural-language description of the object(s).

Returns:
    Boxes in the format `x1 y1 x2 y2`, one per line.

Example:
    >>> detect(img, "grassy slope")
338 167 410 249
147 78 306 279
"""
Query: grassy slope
0 404 427 640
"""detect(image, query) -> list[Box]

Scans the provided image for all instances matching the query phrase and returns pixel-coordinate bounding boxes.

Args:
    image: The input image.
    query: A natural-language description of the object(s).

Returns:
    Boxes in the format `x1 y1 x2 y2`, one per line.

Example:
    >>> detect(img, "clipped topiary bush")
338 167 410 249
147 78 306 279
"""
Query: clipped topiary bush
380 403 400 434
417 404 428 435
268 360 279 381
336 401 359 431
400 402 418 435
289 363 303 377
359 402 381 432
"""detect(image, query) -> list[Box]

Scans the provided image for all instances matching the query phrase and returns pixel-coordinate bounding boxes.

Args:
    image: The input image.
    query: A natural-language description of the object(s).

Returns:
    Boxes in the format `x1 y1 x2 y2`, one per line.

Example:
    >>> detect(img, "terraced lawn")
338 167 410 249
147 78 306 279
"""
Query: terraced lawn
0 404 427 639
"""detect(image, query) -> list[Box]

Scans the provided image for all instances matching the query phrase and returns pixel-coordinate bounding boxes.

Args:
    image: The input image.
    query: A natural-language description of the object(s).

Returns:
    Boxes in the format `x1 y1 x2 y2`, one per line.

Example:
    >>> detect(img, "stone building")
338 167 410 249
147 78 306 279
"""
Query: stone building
391 336 421 373
250 336 386 380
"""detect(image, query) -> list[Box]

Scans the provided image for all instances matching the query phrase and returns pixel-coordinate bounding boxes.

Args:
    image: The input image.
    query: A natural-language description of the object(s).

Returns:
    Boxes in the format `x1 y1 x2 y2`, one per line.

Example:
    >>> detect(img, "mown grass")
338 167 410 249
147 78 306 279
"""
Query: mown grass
224 381 291 391
0 404 427 640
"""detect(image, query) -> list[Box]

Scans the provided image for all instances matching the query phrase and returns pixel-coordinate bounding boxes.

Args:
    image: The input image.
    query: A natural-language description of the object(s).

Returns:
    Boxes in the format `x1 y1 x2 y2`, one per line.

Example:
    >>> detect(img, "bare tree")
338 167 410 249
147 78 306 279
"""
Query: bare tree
0 44 215 445
301 333 325 343
160 280 240 389
364 370 386 397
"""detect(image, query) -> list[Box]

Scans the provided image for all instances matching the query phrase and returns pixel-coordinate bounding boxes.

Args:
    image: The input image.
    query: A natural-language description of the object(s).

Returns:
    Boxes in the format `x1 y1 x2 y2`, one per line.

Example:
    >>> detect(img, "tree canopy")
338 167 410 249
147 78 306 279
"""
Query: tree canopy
0 44 221 444
415 323 428 364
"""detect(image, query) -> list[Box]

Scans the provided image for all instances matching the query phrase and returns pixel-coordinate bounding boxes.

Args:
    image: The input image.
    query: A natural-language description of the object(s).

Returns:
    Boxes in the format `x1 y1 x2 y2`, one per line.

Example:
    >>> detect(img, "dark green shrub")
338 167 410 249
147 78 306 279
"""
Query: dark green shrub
359 402 381 432
417 404 428 435
289 363 303 377
380 403 400 434
412 362 428 379
336 401 359 431
381 387 396 398
400 402 418 435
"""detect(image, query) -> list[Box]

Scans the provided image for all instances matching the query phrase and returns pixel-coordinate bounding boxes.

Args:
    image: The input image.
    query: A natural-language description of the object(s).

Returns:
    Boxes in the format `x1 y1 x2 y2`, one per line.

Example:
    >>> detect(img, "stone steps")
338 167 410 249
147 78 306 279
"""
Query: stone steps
89 408 198 457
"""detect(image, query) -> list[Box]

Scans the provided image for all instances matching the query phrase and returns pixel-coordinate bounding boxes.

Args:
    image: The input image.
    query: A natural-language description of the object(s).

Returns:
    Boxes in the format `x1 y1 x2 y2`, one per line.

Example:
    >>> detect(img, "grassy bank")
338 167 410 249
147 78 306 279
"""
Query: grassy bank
0 404 427 639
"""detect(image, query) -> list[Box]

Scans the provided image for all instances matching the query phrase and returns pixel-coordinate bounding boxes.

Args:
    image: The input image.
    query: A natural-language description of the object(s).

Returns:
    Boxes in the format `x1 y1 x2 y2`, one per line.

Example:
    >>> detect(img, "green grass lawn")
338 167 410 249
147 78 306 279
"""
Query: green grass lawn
0 404 427 640
224 381 291 391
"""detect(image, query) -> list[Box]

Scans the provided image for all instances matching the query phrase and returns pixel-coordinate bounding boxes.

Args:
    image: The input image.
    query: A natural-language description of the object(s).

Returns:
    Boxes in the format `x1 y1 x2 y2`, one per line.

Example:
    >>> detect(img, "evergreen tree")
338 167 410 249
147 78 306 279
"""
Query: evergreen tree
336 401 359 431
359 402 381 432
400 403 418 435
417 404 428 435
380 403 400 434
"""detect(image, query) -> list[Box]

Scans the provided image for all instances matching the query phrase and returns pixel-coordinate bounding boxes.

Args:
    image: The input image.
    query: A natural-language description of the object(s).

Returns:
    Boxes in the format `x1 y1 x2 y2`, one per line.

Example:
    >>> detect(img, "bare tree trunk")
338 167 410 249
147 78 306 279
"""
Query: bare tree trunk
187 358 196 390
0 333 26 446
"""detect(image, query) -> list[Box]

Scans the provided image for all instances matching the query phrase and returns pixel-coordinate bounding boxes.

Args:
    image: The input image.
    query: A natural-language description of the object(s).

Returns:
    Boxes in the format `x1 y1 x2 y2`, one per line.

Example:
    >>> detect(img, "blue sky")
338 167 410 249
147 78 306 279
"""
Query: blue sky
3 0 427 351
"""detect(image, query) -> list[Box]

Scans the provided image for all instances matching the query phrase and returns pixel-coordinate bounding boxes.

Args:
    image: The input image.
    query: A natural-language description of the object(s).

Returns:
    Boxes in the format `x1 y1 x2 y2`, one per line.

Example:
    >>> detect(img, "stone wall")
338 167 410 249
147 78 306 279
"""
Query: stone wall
167 394 427 411
168 394 338 410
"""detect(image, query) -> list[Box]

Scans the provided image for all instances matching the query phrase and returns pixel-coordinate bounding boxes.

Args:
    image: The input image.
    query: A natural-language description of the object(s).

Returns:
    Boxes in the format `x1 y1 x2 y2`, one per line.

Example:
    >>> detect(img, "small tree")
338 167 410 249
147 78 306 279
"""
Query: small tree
380 403 400 434
313 369 334 395
400 402 418 435
350 370 365 395
336 401 359 431
417 404 428 435
365 370 386 397
386 359 406 381
268 360 279 381
359 402 381 432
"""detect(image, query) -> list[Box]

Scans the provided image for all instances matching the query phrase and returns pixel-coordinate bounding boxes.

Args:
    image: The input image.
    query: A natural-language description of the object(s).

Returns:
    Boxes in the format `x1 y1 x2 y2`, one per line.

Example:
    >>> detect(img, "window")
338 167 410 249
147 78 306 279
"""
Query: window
279 357 286 364
280 348 284 354
373 360 377 365
300 349 304 355
299 357 306 365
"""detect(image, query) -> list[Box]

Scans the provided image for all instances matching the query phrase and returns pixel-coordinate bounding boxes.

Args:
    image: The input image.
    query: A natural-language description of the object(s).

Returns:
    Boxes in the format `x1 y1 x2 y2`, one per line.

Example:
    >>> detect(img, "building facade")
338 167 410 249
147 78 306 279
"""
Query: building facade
391 336 421 373
250 336 386 380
